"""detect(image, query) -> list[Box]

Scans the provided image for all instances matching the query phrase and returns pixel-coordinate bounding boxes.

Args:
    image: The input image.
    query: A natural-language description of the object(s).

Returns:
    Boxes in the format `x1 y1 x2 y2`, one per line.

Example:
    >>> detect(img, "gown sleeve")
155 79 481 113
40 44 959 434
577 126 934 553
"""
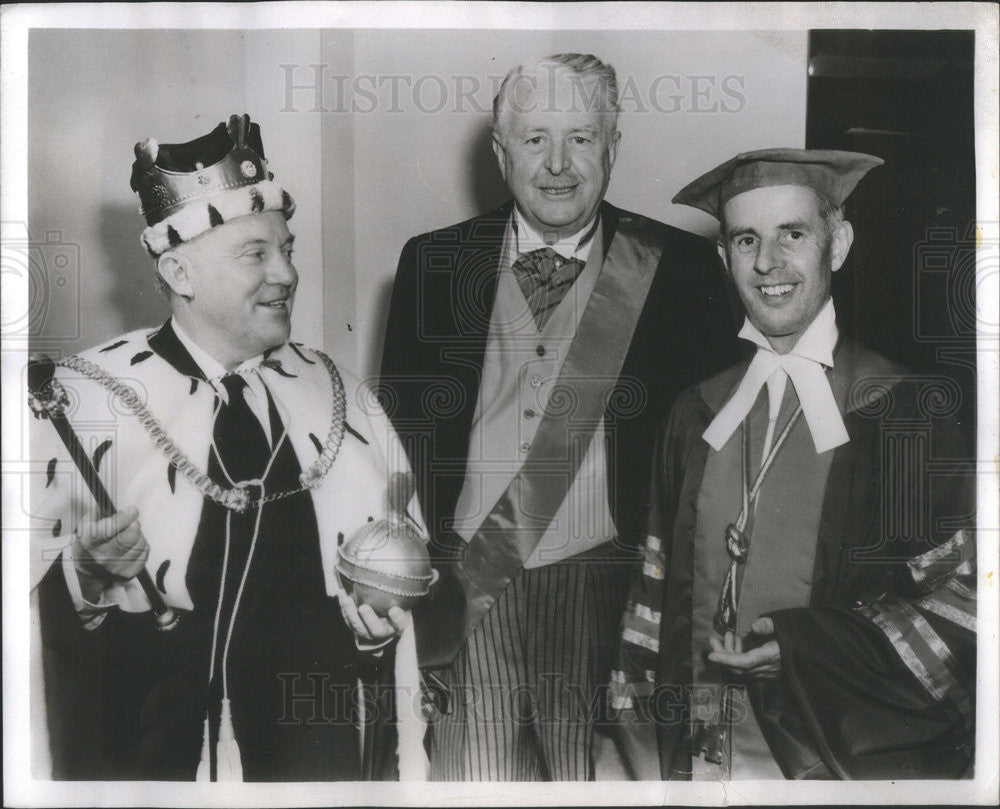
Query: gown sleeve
763 528 976 779
599 398 696 780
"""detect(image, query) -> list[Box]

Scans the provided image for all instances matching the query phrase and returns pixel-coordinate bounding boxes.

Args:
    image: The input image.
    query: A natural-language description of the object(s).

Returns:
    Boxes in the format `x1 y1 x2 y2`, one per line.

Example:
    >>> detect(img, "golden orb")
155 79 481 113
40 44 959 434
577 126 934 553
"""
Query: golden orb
336 517 437 616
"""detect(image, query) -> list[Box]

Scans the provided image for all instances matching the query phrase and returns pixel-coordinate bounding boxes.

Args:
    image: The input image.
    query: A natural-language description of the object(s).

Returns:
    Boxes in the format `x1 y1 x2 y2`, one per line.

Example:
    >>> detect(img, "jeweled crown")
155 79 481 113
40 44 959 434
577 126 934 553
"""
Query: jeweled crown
131 114 272 226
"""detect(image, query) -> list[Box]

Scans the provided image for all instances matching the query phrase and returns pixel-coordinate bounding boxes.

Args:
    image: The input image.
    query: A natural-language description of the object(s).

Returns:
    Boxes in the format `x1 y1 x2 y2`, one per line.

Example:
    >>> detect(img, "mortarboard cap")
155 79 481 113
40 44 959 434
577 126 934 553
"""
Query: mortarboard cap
672 148 884 220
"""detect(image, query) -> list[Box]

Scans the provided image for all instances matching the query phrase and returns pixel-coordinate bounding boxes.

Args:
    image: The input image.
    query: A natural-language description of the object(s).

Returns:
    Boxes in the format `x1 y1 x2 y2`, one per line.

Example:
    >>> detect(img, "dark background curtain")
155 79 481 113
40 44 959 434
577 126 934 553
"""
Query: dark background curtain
807 31 977 448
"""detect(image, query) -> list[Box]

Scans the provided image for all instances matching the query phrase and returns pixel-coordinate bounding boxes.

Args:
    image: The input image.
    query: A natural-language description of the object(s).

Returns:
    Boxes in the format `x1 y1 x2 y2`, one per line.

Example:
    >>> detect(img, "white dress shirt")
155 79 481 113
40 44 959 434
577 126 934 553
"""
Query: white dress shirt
512 206 598 263
172 319 275 446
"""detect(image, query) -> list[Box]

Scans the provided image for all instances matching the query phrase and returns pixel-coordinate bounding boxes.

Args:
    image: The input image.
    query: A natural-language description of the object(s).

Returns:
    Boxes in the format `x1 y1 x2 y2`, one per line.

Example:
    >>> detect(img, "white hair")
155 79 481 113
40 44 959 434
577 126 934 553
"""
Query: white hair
492 53 619 143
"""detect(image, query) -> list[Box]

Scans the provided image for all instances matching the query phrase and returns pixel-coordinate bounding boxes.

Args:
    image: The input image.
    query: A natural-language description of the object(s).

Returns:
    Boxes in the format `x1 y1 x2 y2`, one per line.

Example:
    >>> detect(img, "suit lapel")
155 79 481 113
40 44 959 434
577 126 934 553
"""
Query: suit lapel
454 202 509 346
599 200 620 259
450 200 634 488
443 201 623 519
444 203 510 484
456 200 614 379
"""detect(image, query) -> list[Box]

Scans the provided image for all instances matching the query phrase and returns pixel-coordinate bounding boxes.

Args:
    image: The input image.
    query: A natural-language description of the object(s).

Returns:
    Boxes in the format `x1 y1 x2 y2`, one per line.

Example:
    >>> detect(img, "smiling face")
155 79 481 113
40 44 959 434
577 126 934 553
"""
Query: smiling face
159 210 297 369
493 67 620 242
719 185 853 354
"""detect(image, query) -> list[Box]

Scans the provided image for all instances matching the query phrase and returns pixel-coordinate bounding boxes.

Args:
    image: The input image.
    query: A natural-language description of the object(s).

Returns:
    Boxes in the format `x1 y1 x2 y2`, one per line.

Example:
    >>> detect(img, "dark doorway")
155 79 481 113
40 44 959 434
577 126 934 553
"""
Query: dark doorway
807 30 977 439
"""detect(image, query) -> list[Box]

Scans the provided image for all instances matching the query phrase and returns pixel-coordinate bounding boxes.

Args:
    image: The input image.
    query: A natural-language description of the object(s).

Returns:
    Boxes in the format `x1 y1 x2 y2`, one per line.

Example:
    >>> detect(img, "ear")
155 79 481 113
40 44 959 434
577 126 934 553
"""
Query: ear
716 240 731 273
607 128 622 170
829 220 854 273
492 133 508 183
156 250 195 298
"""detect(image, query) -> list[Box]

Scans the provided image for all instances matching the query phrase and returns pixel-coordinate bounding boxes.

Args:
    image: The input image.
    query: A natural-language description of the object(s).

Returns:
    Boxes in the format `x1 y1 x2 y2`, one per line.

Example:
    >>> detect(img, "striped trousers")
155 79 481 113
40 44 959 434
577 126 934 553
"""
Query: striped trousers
427 554 633 780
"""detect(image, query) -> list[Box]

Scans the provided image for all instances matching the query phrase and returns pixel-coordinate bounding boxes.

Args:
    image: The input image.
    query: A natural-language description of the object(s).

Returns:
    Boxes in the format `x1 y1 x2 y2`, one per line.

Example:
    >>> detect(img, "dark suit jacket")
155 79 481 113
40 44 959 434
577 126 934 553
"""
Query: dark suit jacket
379 200 740 565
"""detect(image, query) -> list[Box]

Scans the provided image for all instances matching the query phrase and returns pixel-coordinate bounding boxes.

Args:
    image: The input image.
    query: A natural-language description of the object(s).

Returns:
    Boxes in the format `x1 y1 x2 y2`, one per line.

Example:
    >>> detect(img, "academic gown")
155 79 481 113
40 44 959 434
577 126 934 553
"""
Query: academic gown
605 337 977 780
29 320 422 781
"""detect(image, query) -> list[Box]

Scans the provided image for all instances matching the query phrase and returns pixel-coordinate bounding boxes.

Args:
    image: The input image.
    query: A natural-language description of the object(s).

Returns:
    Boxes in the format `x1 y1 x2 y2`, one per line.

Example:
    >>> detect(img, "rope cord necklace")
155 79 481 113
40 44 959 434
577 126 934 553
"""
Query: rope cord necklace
196 386 288 782
704 403 803 775
55 350 346 513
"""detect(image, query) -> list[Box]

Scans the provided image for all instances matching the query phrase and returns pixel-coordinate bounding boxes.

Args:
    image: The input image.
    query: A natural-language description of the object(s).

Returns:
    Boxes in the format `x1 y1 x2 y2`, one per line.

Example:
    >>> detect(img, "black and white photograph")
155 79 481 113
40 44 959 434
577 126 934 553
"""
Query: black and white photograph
2 3 997 806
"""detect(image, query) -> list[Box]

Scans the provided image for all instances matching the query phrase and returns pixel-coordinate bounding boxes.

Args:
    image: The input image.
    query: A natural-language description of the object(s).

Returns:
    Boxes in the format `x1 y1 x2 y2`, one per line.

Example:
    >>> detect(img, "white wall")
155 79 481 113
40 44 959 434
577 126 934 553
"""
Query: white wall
28 29 325 359
344 29 808 378
29 29 807 377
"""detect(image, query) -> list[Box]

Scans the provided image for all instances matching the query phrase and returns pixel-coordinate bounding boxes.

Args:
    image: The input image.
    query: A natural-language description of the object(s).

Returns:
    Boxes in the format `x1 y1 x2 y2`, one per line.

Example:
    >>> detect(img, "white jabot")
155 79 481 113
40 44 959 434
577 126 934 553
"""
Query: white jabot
513 207 597 263
702 299 849 454
171 319 274 444
761 368 787 461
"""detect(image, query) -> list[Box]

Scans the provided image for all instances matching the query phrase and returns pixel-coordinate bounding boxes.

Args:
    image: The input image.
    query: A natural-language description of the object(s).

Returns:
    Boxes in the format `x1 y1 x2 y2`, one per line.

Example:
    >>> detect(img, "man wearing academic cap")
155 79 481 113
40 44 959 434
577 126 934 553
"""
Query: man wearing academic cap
29 115 427 781
600 149 977 780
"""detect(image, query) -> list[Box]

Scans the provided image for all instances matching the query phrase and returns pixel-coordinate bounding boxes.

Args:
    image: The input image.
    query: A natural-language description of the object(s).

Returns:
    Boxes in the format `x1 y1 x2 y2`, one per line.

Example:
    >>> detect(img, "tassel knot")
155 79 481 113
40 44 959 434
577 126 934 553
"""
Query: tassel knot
195 716 211 782
216 698 244 782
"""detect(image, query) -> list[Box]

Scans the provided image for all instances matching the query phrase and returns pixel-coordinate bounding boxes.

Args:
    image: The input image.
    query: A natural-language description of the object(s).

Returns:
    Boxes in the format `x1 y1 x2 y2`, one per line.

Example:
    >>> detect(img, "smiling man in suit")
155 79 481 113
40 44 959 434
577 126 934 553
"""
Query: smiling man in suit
379 53 739 780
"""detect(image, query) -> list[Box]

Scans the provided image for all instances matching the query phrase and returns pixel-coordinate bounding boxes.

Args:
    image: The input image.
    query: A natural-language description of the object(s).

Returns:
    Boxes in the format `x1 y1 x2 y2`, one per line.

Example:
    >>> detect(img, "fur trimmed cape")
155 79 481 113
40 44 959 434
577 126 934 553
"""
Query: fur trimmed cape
29 321 427 780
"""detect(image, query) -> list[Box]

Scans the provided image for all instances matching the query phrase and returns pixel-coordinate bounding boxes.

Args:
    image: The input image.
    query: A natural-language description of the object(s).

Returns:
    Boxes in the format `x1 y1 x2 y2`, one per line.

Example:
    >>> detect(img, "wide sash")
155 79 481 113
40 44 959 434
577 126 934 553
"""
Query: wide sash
416 213 667 668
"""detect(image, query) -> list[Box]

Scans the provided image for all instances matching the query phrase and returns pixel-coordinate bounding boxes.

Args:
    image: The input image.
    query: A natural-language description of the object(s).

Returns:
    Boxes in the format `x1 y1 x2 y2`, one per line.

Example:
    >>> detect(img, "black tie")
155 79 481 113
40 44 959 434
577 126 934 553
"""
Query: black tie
511 248 585 331
213 374 273 484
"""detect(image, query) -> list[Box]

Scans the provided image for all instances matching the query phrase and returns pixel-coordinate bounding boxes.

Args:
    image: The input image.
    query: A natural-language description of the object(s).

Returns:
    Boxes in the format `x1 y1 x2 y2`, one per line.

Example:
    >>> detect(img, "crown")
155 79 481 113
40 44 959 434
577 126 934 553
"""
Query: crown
130 114 295 256
132 114 274 224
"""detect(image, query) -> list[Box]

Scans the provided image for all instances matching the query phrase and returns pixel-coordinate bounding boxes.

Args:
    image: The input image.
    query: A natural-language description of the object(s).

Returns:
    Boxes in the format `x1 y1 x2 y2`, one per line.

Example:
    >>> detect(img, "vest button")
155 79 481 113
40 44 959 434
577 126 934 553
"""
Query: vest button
536 345 546 357
524 409 536 419
520 441 531 453
530 375 542 388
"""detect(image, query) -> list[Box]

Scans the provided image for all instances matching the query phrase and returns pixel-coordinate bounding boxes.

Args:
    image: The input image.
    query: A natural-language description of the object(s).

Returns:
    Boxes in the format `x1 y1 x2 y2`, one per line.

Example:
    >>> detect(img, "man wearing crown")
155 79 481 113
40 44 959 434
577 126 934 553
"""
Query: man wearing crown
601 149 977 780
29 115 426 781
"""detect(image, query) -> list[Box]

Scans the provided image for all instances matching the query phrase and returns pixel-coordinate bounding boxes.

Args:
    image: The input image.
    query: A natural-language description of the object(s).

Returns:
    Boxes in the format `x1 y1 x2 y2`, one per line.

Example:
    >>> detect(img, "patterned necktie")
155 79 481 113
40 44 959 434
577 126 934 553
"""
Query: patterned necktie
213 374 273 484
511 247 585 331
